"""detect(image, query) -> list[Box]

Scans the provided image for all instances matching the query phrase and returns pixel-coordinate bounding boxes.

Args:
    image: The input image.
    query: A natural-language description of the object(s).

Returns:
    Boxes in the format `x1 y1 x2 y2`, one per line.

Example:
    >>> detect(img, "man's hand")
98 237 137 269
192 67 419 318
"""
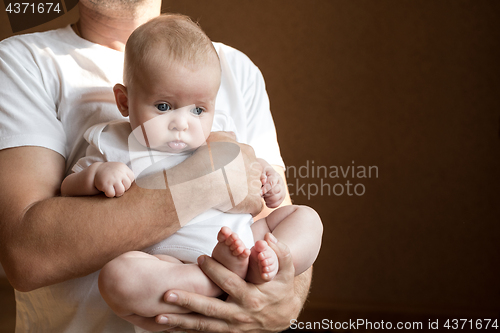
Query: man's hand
155 233 308 333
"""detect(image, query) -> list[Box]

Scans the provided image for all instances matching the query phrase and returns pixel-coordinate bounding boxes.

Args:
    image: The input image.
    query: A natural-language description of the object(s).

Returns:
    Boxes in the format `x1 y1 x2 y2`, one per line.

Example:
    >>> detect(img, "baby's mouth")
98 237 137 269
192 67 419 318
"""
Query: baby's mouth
167 141 187 150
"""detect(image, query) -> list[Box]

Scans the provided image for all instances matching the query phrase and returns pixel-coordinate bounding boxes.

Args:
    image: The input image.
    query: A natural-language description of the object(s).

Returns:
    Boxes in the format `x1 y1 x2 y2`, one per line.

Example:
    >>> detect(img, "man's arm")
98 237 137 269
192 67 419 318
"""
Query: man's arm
0 146 182 292
0 141 261 292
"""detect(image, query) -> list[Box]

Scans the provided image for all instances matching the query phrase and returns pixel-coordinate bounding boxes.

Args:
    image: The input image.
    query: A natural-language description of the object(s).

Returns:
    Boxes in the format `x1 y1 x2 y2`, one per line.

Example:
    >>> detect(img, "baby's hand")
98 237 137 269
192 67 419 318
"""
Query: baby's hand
259 160 286 208
94 162 135 198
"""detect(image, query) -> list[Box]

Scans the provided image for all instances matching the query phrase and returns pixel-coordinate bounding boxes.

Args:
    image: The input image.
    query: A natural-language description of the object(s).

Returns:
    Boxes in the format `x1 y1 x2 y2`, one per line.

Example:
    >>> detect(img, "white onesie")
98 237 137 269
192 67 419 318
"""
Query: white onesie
73 115 255 263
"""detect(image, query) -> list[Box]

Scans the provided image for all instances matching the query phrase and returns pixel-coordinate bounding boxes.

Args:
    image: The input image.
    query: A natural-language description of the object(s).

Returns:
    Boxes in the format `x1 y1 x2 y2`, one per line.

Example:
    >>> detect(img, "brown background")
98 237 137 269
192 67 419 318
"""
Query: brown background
1 1 499 331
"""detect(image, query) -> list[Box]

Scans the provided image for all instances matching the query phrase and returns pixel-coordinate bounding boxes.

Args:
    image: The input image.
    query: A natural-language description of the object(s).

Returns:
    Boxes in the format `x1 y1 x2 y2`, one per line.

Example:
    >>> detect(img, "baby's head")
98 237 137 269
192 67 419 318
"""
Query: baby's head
114 14 221 153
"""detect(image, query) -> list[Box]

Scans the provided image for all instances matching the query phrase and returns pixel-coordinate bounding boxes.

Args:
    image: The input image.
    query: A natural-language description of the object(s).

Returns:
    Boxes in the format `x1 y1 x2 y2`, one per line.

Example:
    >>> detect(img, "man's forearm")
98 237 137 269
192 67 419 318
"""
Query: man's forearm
0 147 214 292
60 162 102 196
295 266 313 316
4 183 181 292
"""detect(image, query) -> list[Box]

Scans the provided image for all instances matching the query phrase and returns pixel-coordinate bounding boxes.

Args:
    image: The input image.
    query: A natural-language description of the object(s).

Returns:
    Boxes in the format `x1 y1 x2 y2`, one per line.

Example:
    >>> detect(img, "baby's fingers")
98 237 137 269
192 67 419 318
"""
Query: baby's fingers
103 185 116 198
122 176 133 192
114 182 126 197
262 174 280 195
260 172 268 186
126 167 135 183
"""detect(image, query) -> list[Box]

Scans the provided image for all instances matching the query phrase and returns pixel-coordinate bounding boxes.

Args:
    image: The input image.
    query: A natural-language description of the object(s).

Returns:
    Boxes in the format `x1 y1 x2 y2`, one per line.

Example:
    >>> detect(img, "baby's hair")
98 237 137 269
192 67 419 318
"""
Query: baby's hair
123 13 219 87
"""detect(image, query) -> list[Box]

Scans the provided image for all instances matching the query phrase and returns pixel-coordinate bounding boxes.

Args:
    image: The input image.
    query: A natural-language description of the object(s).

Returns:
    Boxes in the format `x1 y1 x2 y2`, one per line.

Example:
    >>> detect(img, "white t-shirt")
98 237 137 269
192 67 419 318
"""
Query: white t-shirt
0 25 283 333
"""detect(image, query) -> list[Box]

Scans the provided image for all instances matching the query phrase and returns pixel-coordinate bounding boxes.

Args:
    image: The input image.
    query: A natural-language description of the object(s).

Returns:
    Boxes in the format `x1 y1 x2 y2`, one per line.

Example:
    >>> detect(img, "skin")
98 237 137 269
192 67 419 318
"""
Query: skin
0 1 314 331
75 0 163 52
119 58 220 151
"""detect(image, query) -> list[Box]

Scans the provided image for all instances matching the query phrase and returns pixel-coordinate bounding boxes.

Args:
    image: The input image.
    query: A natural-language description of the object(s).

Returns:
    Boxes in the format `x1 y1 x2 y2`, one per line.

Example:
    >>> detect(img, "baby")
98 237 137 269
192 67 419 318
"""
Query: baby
61 14 322 331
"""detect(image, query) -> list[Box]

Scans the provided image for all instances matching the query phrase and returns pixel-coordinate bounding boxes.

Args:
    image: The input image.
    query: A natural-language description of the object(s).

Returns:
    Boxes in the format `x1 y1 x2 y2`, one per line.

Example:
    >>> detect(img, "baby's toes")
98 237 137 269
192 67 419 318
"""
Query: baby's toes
223 232 236 246
235 247 251 259
217 226 232 242
254 240 279 280
258 251 275 267
230 238 244 254
253 239 268 253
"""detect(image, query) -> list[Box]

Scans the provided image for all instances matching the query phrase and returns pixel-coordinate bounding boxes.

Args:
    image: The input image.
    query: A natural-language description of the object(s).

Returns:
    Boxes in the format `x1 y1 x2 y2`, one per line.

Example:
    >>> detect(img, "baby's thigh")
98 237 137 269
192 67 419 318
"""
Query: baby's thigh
153 254 184 264
99 251 192 317
117 250 157 260
113 250 182 263
100 251 182 289
250 205 298 241
251 217 272 242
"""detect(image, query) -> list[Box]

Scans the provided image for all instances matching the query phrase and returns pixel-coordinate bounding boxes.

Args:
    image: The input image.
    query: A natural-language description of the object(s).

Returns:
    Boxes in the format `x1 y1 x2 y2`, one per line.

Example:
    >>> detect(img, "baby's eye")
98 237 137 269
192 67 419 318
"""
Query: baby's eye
156 103 171 112
191 107 204 116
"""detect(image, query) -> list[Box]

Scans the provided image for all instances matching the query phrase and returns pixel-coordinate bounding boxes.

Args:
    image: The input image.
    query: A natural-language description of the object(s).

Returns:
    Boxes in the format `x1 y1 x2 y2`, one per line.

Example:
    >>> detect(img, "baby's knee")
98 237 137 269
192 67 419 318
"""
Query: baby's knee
98 252 144 313
297 205 323 235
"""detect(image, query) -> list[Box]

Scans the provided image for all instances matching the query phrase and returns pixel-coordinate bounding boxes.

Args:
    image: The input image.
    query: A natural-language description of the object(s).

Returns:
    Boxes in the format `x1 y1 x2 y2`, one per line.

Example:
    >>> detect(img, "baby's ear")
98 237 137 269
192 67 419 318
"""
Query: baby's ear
113 84 129 117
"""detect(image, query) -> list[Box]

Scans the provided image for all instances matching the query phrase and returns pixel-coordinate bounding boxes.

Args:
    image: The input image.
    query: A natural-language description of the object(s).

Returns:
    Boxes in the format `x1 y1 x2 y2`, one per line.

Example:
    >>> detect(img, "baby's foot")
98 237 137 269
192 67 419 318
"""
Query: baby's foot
247 239 279 284
212 226 250 279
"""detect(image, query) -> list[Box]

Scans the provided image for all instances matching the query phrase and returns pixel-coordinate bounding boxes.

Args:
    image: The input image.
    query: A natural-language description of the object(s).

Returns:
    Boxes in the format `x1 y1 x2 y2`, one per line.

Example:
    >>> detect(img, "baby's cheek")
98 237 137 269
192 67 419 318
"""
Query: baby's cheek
191 131 208 148
190 118 211 146
149 132 169 148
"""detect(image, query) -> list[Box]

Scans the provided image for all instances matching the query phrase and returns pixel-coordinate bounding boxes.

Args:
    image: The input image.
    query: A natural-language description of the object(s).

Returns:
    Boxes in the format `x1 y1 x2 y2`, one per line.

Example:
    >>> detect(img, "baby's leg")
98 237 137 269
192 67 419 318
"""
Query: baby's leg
249 205 323 284
212 226 251 279
98 251 221 325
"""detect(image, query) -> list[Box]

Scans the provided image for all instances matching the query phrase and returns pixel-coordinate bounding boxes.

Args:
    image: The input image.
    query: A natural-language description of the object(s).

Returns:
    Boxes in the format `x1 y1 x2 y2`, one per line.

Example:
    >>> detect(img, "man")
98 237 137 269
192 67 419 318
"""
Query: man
0 0 312 331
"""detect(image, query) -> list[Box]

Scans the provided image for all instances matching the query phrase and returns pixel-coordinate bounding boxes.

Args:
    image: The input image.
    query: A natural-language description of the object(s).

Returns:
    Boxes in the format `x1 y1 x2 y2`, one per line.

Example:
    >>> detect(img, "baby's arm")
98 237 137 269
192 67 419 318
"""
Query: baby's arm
258 158 286 208
61 162 135 198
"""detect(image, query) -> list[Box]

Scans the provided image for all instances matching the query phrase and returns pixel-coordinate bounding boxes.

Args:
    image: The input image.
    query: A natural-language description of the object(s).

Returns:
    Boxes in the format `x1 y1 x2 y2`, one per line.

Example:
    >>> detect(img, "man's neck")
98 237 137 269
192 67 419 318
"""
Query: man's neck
75 0 161 52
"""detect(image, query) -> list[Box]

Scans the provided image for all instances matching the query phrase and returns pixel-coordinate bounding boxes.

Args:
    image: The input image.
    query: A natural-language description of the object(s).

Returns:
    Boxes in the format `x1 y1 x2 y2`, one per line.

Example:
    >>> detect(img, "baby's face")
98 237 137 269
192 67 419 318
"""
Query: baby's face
127 59 220 153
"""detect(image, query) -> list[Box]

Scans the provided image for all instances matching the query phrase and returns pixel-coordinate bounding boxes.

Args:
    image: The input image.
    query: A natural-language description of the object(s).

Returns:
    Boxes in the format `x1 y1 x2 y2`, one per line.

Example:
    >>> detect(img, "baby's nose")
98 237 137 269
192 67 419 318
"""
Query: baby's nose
168 111 189 131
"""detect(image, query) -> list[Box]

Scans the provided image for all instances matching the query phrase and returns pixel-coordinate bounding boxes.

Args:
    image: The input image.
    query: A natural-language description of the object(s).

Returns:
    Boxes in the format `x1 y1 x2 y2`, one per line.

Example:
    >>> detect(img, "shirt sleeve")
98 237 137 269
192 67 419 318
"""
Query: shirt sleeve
218 44 285 169
242 63 285 169
71 122 113 173
0 37 67 157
